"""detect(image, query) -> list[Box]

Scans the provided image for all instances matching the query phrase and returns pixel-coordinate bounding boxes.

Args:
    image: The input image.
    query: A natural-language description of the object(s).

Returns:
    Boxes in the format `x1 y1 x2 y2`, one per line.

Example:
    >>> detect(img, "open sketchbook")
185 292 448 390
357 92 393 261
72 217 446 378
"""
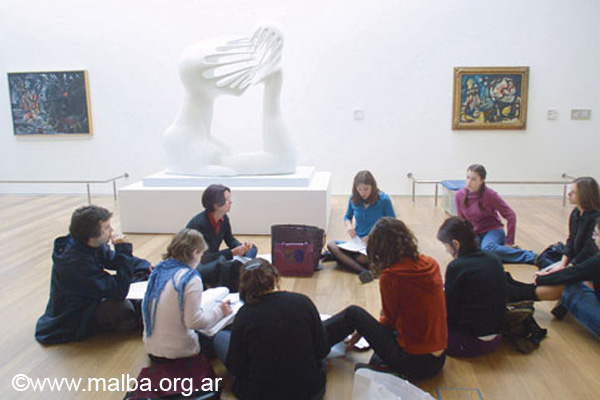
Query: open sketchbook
126 282 243 337
233 253 272 264
337 237 367 256
198 288 244 337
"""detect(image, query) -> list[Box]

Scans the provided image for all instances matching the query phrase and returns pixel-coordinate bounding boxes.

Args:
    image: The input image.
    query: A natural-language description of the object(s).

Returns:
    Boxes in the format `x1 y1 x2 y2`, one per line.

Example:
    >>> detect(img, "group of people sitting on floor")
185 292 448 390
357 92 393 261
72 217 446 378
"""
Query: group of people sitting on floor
34 165 599 400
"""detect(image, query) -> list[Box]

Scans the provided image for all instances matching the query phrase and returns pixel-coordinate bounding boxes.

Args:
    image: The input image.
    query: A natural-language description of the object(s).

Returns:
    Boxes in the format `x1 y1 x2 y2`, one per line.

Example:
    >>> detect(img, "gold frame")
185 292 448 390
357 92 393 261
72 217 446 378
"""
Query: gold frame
452 66 529 130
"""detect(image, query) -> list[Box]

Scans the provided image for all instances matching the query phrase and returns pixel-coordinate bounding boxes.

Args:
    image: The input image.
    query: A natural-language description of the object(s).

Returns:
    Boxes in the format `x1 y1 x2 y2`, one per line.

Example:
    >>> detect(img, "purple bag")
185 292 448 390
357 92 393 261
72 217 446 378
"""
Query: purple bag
271 224 325 272
125 354 219 399
273 242 314 277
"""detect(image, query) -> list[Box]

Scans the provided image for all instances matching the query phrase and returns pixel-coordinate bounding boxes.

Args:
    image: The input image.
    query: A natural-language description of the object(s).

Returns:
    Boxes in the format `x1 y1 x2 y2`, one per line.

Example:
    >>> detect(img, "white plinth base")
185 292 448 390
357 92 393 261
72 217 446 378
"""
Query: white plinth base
144 166 316 188
118 171 331 235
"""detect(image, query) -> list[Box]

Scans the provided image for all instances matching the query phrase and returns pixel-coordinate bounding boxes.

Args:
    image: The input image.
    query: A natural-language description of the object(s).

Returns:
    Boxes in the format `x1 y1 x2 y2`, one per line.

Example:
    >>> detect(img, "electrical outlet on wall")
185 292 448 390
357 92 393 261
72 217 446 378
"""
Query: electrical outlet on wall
547 109 558 120
353 109 365 121
571 109 592 120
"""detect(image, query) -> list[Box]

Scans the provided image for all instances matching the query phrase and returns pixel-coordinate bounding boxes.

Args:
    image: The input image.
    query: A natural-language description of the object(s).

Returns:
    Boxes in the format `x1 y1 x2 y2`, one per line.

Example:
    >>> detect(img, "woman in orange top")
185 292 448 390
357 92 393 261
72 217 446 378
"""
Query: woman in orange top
323 217 447 379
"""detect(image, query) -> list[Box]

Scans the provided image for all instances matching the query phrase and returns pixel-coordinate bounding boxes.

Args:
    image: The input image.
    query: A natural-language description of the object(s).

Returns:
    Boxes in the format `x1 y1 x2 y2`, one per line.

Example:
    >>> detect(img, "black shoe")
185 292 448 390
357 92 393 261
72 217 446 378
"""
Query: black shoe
551 303 568 320
320 251 336 262
524 316 548 345
359 270 374 284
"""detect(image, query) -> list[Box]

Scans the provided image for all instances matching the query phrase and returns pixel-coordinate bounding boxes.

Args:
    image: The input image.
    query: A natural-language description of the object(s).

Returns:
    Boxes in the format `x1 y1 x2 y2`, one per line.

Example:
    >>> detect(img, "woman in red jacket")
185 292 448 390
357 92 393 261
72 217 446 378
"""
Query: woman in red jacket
323 217 447 379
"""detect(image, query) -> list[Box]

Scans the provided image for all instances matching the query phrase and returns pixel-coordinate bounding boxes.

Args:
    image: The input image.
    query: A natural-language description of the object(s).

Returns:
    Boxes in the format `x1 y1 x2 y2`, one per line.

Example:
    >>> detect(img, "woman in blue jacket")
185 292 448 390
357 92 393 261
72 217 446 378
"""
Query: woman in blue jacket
326 170 396 283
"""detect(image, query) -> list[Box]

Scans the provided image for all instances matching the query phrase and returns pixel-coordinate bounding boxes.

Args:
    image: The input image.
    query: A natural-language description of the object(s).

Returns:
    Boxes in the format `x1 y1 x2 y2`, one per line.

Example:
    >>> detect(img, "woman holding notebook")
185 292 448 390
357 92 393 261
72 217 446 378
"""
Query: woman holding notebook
326 170 396 283
142 228 232 362
323 218 447 380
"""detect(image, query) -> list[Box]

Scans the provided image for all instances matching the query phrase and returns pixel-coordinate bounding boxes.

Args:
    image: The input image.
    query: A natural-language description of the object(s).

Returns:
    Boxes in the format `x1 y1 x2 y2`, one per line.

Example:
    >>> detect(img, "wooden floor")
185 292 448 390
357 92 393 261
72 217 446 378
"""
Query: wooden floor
1 194 598 399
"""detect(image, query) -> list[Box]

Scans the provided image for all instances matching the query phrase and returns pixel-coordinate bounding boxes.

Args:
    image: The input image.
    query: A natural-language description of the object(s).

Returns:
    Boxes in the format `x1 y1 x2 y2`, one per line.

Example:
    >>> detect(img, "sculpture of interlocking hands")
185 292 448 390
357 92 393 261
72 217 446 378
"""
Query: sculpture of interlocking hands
163 26 297 176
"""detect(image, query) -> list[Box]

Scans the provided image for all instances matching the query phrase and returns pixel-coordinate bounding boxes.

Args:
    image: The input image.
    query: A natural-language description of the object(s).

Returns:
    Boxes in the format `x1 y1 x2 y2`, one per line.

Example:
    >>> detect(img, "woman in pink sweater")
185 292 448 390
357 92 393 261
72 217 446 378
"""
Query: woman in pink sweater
455 164 537 264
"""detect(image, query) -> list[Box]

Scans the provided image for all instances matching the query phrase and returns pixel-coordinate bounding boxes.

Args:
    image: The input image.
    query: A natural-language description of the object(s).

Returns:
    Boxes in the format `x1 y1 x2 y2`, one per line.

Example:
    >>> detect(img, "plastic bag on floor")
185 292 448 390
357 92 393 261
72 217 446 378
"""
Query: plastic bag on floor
352 368 435 400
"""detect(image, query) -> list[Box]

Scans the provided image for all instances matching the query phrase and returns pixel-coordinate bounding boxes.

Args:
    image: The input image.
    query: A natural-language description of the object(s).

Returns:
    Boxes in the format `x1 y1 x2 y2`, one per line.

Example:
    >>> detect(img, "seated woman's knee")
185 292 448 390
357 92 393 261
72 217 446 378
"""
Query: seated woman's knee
327 241 339 252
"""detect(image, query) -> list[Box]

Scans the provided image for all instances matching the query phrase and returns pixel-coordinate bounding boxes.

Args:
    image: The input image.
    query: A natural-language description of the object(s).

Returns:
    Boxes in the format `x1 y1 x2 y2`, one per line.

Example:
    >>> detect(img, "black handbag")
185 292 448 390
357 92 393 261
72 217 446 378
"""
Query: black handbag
537 242 566 269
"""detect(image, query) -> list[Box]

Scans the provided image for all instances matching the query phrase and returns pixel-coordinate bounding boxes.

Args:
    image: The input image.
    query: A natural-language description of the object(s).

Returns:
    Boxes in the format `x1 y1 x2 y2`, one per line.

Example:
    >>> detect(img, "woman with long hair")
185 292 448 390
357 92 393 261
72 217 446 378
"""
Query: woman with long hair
142 229 232 361
323 217 447 379
326 170 396 283
455 164 537 264
507 216 600 339
437 217 506 357
538 177 600 318
221 258 328 400
542 177 600 270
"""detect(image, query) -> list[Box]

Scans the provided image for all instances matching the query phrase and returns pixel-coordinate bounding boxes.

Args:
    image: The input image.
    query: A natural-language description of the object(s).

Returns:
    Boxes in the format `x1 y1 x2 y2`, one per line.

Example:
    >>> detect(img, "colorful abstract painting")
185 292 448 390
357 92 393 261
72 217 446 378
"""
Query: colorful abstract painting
7 70 92 135
452 67 529 130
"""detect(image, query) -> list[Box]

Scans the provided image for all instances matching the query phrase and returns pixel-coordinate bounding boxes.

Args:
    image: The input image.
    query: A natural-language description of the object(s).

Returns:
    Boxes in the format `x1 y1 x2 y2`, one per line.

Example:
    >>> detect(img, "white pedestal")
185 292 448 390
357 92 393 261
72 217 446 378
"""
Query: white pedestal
118 169 331 235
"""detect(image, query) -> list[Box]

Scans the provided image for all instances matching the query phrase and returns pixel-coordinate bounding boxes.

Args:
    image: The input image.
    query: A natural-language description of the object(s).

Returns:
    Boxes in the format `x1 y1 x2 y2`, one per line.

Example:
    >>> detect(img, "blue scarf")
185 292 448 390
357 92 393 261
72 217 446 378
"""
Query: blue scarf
143 258 200 337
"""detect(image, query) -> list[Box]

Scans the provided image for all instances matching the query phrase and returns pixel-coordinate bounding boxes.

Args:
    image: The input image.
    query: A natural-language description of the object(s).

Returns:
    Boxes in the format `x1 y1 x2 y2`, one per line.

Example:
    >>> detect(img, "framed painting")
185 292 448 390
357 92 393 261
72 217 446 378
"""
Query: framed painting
452 66 529 130
7 70 93 135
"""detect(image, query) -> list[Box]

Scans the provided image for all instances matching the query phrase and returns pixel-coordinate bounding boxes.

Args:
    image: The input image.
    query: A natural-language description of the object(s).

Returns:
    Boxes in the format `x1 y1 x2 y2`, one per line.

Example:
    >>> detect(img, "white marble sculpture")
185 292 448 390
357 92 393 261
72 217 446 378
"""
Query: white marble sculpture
163 26 297 176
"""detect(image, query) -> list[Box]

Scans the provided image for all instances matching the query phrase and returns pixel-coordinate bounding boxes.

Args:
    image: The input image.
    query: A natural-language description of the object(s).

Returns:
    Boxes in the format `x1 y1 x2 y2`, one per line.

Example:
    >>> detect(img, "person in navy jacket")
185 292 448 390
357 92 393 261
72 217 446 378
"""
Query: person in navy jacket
35 205 150 344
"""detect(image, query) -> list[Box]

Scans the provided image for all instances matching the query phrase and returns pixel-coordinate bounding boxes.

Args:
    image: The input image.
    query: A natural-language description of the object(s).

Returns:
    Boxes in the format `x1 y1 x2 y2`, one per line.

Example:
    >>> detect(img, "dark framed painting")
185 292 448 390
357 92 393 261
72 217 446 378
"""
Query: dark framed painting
452 66 529 130
7 70 93 135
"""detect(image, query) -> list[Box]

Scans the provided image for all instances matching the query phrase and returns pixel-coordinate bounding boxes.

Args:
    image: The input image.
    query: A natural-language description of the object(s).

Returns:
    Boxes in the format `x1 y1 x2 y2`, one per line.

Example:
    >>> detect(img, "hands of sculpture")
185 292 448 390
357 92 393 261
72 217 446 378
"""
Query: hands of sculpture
201 26 283 92
164 26 294 176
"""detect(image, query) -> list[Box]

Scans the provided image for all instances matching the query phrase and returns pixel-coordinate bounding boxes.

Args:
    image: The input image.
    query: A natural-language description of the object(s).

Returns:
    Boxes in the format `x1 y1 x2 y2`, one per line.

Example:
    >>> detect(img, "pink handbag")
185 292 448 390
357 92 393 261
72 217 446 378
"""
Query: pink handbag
273 242 314 277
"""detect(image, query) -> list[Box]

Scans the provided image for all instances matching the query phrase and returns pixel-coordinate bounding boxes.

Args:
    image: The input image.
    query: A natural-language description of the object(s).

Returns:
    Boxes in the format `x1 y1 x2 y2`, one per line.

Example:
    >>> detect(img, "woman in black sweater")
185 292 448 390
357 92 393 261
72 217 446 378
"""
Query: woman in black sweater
539 177 600 317
508 217 600 339
186 184 257 263
218 258 328 400
186 184 257 291
437 217 507 357
542 177 600 270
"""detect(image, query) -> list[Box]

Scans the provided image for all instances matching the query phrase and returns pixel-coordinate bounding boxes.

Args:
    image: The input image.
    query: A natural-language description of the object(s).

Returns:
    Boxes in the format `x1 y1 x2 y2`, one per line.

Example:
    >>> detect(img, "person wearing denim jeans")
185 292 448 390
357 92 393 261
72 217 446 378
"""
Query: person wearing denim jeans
479 228 536 264
561 282 600 339
508 217 600 340
456 164 537 264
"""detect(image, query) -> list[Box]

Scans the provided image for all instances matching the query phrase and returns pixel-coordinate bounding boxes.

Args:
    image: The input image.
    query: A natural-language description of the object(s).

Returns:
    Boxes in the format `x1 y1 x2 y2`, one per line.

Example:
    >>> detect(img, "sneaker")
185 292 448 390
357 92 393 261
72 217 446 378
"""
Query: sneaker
359 270 374 284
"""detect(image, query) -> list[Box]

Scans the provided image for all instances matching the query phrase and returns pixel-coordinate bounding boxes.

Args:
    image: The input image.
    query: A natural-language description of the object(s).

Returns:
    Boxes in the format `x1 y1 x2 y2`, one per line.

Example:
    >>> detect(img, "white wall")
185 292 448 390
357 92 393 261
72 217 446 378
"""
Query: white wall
1 0 599 196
